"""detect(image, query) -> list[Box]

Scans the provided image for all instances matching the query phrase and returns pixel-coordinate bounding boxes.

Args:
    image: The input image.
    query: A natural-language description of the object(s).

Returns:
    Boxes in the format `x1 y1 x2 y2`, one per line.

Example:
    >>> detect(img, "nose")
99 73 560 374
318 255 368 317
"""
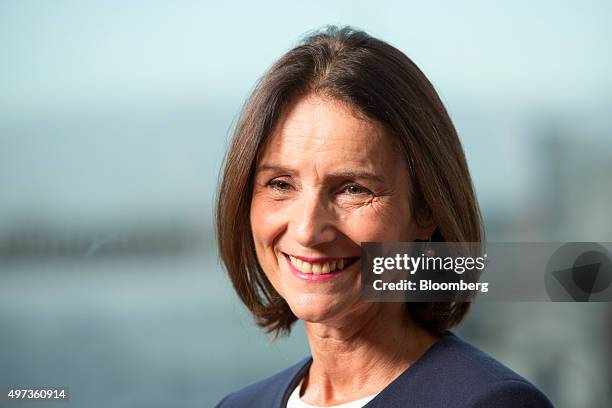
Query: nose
289 190 337 248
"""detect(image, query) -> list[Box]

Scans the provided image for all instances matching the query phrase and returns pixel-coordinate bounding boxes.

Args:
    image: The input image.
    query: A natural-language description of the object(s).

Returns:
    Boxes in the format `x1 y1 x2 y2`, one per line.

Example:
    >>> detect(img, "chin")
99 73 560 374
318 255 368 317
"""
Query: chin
285 293 351 324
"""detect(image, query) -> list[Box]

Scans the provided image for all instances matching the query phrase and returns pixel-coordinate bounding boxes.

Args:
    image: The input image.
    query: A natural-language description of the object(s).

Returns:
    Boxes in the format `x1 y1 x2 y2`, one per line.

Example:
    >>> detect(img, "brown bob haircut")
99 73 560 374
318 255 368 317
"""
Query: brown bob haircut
216 26 482 336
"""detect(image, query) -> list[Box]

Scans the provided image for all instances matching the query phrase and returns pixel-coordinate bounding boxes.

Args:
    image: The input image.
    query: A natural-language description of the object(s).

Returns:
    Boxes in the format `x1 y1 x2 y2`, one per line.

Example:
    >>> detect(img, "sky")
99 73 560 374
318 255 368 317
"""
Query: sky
1 0 611 117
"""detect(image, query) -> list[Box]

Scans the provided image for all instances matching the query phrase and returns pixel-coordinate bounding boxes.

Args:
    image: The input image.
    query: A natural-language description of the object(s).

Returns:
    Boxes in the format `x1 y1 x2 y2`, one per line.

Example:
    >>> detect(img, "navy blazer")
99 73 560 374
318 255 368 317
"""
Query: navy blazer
216 332 553 407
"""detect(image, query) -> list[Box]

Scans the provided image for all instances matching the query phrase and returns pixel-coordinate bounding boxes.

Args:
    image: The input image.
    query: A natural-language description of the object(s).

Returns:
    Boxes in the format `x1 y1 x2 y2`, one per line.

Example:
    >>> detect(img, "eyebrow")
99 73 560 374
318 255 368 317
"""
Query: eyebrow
255 164 386 183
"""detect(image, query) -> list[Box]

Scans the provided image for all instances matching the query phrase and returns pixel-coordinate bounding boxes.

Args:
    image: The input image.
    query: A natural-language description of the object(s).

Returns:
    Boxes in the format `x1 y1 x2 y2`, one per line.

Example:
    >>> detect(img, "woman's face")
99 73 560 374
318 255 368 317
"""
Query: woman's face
250 94 428 324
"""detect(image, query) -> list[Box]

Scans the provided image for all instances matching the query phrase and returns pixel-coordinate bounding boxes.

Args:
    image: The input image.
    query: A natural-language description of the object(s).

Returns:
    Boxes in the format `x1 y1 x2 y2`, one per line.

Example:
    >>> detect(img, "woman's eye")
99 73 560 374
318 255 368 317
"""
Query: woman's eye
343 184 372 195
267 179 293 191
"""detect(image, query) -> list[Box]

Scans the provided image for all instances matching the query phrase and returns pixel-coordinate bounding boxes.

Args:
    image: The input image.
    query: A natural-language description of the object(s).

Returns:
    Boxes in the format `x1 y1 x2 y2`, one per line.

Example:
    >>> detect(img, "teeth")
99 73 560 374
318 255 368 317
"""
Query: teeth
290 256 309 273
288 256 353 275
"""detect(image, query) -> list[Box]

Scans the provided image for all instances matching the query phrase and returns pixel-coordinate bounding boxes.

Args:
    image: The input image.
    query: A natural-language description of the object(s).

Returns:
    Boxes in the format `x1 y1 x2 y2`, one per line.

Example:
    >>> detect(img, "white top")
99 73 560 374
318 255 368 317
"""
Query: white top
286 380 379 408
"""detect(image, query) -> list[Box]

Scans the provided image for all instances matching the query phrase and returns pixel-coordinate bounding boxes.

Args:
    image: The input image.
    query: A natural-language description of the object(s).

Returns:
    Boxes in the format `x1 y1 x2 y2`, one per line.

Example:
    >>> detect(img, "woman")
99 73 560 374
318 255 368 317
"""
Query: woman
215 26 553 407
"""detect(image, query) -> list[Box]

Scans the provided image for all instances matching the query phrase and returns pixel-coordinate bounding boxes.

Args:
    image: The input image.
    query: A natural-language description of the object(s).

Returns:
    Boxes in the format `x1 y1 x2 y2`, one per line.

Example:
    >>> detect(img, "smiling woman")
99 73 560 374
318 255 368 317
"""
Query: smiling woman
215 26 553 407
250 95 423 326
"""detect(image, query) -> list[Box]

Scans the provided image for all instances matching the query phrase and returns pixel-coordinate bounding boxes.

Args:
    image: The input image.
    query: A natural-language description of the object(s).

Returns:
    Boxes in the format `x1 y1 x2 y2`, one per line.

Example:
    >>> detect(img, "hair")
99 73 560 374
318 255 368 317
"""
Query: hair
216 25 483 336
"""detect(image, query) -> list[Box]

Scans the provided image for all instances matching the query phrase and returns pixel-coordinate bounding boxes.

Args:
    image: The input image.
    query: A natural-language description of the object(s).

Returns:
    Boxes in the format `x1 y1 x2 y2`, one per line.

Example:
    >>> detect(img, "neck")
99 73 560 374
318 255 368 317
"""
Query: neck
301 303 439 406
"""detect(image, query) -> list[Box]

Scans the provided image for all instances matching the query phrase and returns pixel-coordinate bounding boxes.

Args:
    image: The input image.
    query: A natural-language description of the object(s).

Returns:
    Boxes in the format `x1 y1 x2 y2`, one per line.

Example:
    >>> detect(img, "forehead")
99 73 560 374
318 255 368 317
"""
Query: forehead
259 94 401 165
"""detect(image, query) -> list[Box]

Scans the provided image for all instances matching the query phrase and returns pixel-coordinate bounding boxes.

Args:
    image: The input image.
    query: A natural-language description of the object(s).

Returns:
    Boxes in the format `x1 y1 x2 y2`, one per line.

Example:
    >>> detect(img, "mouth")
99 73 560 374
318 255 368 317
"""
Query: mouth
282 253 360 281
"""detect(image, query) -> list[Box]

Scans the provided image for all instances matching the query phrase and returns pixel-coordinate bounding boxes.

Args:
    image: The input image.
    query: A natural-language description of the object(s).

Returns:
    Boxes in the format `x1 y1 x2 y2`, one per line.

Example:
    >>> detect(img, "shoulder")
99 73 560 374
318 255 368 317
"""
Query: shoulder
372 333 553 407
464 378 554 408
215 357 311 408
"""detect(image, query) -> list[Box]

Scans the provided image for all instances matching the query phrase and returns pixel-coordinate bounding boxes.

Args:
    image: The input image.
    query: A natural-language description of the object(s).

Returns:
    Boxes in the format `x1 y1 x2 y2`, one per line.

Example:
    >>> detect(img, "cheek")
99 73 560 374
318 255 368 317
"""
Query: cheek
250 196 293 299
250 195 287 258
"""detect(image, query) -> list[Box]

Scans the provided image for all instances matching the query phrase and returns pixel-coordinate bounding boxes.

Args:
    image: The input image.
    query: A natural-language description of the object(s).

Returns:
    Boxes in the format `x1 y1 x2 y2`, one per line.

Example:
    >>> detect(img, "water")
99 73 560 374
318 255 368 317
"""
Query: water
0 251 309 407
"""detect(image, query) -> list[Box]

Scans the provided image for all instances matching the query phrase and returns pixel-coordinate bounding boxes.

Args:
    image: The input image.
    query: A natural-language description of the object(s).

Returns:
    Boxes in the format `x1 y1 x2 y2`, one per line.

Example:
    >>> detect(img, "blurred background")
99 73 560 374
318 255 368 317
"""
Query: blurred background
1 1 611 407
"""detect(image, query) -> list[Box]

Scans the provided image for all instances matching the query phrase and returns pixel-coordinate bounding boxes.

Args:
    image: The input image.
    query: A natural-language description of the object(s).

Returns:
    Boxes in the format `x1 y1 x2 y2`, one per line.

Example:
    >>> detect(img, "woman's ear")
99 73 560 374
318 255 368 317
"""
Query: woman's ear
414 206 437 240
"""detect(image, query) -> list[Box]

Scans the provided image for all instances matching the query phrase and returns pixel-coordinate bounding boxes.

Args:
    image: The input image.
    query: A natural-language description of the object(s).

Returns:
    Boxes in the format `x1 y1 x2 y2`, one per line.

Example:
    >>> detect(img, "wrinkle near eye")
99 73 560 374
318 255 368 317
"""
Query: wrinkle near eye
361 196 397 221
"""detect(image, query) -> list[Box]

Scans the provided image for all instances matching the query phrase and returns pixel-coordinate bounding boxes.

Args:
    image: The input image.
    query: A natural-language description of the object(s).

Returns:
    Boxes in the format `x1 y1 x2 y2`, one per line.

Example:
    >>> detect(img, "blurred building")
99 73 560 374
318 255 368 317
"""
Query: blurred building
465 126 612 407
